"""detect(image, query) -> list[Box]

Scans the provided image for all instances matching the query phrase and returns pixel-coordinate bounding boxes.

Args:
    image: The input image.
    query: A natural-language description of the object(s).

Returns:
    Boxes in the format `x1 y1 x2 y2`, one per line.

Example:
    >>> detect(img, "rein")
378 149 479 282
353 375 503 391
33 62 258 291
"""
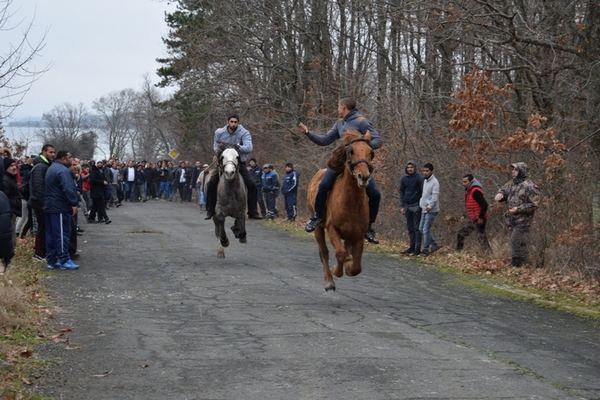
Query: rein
345 137 374 175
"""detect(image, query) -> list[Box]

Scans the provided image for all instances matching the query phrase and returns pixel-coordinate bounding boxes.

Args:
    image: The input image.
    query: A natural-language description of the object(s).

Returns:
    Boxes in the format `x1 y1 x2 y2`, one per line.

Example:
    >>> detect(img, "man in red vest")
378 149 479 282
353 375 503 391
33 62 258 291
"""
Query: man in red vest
457 174 491 253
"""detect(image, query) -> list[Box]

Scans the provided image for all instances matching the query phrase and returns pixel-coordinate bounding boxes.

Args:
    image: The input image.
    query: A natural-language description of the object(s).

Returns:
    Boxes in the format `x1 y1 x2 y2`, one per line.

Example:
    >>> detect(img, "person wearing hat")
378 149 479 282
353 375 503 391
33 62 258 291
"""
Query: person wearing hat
495 162 541 267
281 162 299 222
204 113 262 220
261 164 279 219
2 157 23 244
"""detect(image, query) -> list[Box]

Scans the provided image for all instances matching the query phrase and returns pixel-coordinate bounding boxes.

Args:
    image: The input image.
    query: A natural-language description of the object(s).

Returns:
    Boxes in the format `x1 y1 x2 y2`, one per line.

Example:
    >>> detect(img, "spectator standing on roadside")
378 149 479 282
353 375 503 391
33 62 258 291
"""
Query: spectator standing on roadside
123 161 137 202
281 162 299 222
44 151 80 270
87 160 111 224
418 163 440 257
261 164 279 220
457 174 491 253
399 160 423 256
0 190 14 275
196 163 210 210
29 144 56 261
135 164 148 202
16 156 33 240
2 158 22 244
158 160 170 200
248 158 266 217
494 162 541 268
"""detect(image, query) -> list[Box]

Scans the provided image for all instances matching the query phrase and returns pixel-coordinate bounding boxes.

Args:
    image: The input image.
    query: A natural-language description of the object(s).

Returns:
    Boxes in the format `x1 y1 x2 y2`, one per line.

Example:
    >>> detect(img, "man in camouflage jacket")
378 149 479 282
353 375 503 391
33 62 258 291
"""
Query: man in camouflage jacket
494 162 541 267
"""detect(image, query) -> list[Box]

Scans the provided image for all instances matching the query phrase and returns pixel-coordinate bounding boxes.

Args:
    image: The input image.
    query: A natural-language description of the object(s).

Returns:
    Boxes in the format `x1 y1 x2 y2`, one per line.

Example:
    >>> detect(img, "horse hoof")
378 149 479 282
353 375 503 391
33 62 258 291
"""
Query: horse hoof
239 237 247 243
218 252 225 259
324 283 336 291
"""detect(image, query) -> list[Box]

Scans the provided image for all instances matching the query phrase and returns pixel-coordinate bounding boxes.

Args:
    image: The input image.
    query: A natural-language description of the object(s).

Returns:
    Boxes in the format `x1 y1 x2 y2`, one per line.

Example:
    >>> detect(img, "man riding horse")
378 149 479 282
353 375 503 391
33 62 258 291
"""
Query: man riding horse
205 113 263 221
298 96 382 244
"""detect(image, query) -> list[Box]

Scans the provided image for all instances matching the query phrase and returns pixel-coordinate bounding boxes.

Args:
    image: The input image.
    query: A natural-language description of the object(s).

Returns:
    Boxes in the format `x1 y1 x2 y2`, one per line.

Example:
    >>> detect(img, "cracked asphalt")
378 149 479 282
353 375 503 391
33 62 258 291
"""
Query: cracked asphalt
36 200 600 399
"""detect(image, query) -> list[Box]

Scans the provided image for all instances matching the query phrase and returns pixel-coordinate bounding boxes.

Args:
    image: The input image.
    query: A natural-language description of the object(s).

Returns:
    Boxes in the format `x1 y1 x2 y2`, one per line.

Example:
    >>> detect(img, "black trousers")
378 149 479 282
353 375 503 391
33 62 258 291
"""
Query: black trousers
206 163 258 216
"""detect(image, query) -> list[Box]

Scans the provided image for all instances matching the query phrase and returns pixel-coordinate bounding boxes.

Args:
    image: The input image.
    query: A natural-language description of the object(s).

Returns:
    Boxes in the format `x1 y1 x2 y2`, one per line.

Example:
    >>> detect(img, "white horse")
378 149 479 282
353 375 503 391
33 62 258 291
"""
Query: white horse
213 146 248 258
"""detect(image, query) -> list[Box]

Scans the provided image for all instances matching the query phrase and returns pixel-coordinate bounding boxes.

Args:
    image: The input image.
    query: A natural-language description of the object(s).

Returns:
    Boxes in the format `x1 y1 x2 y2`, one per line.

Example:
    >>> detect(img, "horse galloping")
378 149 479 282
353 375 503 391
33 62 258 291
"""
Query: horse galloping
213 145 247 258
307 129 375 291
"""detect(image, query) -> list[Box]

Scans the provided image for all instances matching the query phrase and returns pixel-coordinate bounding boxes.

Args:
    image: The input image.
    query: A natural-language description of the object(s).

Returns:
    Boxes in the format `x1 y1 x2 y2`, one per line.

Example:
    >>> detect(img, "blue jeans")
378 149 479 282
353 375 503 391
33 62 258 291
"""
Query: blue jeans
124 182 135 201
419 211 438 252
159 181 170 199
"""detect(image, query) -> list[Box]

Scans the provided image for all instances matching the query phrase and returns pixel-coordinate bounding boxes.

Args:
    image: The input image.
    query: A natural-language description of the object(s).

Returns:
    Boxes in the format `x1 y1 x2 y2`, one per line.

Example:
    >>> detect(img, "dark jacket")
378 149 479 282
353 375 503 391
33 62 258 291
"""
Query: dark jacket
399 160 423 208
29 155 52 207
89 165 107 199
281 169 299 195
0 191 14 263
261 170 279 192
44 160 79 214
2 171 22 217
249 165 263 188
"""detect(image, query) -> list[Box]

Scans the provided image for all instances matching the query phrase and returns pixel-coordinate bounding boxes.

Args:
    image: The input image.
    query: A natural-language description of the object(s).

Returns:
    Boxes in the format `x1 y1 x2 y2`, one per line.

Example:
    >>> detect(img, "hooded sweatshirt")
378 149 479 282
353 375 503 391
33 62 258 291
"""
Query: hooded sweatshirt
497 162 540 227
420 172 440 213
398 161 423 208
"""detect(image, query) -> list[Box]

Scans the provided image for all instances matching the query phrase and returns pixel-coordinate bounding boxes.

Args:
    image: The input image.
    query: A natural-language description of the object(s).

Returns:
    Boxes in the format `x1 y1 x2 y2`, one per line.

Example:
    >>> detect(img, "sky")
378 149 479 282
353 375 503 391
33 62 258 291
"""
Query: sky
5 0 178 123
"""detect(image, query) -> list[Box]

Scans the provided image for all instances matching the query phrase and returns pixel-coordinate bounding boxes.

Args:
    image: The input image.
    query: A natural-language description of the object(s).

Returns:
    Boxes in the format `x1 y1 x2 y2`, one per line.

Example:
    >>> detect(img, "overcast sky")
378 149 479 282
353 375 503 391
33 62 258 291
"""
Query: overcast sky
5 0 177 122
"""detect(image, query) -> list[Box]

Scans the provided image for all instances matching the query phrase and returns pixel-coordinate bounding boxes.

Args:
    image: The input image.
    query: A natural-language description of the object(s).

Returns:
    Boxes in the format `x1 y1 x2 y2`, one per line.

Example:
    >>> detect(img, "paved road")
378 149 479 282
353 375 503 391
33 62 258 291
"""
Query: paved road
37 200 600 399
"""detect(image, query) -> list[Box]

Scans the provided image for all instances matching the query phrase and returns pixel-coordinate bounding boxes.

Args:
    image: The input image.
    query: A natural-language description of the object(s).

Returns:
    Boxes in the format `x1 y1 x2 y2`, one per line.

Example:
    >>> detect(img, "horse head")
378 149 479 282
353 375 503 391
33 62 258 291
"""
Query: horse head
342 129 374 188
218 147 240 180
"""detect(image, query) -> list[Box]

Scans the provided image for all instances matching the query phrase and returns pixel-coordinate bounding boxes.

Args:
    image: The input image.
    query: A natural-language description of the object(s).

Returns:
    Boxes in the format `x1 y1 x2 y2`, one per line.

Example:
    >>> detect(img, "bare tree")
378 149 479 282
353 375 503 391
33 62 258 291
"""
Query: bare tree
37 102 94 157
0 0 49 118
92 88 137 160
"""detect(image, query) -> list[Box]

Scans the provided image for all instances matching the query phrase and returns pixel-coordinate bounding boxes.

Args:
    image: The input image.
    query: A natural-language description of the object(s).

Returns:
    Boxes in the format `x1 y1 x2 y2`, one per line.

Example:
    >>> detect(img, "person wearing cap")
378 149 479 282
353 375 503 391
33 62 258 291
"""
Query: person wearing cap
261 164 279 219
298 95 382 244
281 162 299 222
495 162 541 267
204 113 262 220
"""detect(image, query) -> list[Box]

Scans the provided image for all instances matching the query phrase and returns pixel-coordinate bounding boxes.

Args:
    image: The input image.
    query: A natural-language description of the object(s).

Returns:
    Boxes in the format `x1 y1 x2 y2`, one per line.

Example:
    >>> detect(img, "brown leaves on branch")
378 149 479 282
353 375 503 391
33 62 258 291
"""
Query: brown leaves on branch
447 66 566 178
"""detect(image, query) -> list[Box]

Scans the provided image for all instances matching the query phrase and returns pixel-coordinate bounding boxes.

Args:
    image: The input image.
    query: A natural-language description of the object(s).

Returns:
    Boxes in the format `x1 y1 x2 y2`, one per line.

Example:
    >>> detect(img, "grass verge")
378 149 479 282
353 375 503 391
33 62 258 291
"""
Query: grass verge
0 238 53 400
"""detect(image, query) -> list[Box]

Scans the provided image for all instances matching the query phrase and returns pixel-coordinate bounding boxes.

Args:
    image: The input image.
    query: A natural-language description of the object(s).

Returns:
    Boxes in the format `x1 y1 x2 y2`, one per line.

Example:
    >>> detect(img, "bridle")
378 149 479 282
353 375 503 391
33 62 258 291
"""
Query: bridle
345 137 374 176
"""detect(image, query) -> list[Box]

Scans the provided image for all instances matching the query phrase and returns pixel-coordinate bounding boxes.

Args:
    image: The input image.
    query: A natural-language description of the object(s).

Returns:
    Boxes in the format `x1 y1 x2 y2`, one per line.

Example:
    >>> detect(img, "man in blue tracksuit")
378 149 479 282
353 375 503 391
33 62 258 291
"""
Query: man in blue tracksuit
44 150 80 270
281 162 299 222
298 95 382 244
261 164 279 219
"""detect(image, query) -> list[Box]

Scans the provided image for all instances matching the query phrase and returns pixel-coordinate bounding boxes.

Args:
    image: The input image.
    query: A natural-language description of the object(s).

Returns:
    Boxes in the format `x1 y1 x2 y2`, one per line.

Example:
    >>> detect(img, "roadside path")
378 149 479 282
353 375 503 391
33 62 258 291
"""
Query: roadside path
37 200 600 399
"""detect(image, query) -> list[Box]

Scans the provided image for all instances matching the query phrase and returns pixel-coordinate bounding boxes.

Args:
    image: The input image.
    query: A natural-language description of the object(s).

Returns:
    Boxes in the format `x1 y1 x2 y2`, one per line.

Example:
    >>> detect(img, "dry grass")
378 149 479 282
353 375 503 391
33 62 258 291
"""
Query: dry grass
0 237 52 400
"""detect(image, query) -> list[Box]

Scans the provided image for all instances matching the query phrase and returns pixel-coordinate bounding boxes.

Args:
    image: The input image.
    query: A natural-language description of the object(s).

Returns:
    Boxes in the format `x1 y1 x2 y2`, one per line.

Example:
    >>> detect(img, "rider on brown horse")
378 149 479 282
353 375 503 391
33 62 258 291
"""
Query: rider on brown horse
298 96 382 244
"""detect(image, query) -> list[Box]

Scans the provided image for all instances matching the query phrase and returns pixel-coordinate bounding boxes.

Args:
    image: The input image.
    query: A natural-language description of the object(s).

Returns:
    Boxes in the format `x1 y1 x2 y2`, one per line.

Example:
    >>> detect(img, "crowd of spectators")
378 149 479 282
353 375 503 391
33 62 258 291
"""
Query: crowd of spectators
0 143 219 274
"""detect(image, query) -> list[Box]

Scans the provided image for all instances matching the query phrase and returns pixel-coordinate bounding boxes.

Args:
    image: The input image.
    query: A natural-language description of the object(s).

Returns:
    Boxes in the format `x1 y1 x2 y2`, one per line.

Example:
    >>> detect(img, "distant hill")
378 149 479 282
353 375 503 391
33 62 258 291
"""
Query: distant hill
8 117 46 128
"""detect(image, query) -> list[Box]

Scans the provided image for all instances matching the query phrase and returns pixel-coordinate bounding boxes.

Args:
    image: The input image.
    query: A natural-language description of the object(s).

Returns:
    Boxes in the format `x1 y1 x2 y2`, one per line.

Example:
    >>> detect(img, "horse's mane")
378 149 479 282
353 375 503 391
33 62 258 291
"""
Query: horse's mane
327 129 368 173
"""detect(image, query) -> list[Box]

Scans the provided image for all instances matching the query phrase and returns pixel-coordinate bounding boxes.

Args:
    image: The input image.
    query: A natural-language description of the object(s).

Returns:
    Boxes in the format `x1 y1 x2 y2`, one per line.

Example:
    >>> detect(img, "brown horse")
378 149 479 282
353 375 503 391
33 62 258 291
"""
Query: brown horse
307 129 375 291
